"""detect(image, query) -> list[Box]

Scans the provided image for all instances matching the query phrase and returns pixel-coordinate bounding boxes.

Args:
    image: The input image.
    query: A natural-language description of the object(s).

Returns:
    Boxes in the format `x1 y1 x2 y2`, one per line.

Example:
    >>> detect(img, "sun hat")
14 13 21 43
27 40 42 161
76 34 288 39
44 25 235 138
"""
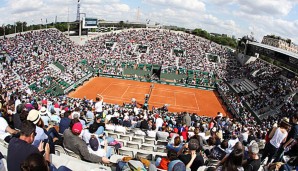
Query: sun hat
27 110 41 125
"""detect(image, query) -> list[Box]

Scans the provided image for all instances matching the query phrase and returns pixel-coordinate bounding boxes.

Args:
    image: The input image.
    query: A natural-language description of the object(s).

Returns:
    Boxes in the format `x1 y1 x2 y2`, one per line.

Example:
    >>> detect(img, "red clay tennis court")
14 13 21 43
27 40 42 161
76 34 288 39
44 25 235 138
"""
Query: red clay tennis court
69 77 227 117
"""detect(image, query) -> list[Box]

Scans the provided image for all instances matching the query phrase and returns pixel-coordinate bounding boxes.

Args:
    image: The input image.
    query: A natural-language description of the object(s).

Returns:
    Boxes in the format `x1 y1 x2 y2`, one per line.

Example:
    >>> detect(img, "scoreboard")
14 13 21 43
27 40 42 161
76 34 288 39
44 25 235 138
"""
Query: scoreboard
82 18 98 29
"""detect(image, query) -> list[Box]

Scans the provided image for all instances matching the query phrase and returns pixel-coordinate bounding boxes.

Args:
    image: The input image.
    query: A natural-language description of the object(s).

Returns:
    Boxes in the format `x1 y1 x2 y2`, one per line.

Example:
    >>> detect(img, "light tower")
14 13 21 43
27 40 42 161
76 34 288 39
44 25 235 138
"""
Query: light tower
136 7 140 22
76 0 81 21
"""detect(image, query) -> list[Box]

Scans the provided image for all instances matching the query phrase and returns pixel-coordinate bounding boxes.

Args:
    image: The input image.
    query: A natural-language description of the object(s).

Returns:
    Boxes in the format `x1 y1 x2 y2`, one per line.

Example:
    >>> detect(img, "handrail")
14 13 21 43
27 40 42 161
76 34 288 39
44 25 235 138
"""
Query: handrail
64 73 93 94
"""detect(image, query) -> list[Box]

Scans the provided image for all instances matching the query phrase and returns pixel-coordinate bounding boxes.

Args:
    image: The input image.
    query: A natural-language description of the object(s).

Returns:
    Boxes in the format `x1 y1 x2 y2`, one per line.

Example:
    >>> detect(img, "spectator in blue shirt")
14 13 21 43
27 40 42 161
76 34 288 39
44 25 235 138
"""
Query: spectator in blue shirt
59 111 71 134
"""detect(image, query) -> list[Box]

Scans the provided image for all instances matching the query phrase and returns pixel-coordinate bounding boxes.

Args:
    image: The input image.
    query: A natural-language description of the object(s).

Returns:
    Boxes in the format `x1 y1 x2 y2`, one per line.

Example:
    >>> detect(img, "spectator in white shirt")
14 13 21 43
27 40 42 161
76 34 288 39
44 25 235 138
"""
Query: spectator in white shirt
0 117 18 140
95 95 103 118
227 133 239 154
155 115 164 132
88 136 112 158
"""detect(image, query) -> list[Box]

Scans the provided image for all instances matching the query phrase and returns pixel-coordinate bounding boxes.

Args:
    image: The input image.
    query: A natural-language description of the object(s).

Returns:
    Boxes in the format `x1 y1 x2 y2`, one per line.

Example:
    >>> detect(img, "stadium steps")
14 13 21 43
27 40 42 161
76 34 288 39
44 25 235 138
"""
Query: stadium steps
53 61 65 72
49 64 61 73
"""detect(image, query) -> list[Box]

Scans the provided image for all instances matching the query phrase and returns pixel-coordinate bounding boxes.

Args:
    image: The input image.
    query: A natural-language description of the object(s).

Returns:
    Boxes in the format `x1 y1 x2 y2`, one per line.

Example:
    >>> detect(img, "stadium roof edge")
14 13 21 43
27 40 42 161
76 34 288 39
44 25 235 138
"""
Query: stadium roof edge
248 41 298 59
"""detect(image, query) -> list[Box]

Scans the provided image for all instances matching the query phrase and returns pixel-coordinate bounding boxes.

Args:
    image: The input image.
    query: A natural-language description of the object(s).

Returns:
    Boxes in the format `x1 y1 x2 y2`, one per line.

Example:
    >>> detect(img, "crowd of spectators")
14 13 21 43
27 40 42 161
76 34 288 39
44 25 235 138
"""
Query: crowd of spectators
219 58 298 123
0 28 297 171
0 92 297 170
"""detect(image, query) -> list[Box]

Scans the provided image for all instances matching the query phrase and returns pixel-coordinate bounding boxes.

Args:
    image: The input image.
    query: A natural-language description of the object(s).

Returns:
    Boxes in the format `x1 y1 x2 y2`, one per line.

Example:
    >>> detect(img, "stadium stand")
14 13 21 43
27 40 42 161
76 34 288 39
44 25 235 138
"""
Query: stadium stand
0 28 297 171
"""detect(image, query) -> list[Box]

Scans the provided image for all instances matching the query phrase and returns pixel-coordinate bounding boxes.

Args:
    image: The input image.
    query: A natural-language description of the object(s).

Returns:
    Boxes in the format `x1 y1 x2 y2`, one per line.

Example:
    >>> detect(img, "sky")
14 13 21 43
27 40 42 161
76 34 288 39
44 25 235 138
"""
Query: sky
0 0 297 43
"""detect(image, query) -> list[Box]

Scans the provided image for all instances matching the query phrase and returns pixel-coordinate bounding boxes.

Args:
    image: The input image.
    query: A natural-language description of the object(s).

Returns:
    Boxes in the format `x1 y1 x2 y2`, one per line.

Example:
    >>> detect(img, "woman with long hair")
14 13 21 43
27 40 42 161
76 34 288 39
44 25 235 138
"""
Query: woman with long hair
261 118 291 165
217 148 244 171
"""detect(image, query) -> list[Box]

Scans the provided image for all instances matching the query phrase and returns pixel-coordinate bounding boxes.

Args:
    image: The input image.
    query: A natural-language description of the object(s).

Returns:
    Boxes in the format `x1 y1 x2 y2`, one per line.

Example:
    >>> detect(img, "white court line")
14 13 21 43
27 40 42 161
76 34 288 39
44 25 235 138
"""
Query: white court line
174 92 177 106
193 92 200 111
126 91 149 95
111 82 149 89
121 85 130 98
152 87 196 95
100 81 113 95
148 100 198 109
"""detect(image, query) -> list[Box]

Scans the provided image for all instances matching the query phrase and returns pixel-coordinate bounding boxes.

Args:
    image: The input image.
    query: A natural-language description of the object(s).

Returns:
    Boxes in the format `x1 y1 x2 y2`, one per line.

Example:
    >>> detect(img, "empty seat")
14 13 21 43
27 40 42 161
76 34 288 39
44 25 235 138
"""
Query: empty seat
116 139 126 147
0 139 8 149
54 145 67 155
107 132 119 139
131 137 143 144
119 149 134 157
119 135 131 141
134 134 145 139
64 148 81 159
114 130 125 135
125 132 134 136
140 144 154 151
126 142 139 149
156 146 167 153
156 140 168 146
144 138 156 145
136 152 153 161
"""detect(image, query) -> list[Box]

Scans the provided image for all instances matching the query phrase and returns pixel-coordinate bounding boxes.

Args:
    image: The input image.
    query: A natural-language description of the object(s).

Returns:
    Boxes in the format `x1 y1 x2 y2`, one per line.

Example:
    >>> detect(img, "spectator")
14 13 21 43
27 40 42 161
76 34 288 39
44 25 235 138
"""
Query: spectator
59 111 71 134
273 113 298 162
183 113 191 127
216 148 244 171
166 136 183 152
7 121 43 171
95 95 103 119
26 110 48 147
156 126 169 141
88 136 113 158
261 118 291 165
209 139 228 161
155 150 179 170
0 116 18 141
85 107 94 121
178 139 204 171
63 122 110 164
21 152 71 171
190 127 207 149
40 107 51 127
227 132 239 153
155 115 163 131
243 142 261 171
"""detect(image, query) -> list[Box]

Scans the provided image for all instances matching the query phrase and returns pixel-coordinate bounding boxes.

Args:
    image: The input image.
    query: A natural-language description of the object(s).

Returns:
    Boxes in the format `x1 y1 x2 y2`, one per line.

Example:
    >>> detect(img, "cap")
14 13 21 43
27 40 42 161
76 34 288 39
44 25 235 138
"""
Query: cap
188 139 199 150
173 128 178 133
72 122 83 134
89 136 99 151
27 110 41 125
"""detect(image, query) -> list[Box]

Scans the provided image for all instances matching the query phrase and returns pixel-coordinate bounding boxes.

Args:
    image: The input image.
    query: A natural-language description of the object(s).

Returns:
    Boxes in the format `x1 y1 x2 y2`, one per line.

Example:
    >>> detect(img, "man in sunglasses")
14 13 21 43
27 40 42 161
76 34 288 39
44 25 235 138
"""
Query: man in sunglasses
7 120 47 171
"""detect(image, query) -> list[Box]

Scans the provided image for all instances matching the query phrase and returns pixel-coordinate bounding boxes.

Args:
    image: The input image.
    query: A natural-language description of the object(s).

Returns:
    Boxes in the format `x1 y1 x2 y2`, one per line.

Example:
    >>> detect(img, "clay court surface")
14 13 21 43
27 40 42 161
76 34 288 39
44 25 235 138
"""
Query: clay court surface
69 77 227 117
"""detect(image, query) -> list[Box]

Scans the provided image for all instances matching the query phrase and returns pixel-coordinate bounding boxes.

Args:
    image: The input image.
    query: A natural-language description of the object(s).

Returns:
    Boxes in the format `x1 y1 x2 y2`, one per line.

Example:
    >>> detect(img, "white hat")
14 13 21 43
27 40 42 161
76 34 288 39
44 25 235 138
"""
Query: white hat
39 107 49 116
27 110 41 125
71 112 80 119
